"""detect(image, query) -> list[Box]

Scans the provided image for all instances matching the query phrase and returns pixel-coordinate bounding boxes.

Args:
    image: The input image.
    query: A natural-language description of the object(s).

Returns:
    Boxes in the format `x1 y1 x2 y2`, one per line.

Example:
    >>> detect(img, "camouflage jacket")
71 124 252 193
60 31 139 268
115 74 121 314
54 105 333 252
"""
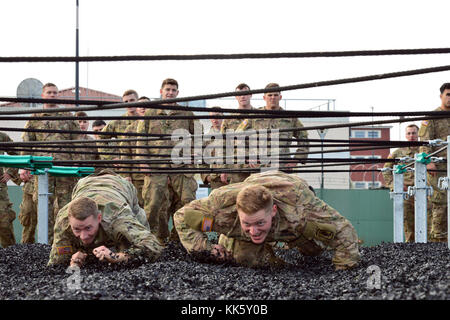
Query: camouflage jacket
97 112 136 160
200 126 227 189
0 131 19 177
418 106 450 159
248 107 310 161
120 121 145 181
174 171 360 268
48 170 163 265
382 146 419 190
21 110 81 161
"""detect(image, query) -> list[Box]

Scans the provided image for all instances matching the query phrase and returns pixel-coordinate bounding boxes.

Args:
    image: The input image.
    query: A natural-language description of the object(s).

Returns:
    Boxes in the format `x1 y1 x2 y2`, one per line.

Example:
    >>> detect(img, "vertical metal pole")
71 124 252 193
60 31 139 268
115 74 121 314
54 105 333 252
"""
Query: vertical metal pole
414 155 428 243
37 170 49 244
392 168 404 243
75 0 80 107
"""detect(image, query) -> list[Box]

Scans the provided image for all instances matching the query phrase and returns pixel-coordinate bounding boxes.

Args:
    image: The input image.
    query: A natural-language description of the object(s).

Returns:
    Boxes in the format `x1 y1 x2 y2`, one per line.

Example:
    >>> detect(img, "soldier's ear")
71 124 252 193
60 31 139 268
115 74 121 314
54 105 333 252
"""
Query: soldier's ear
271 205 277 217
97 212 102 223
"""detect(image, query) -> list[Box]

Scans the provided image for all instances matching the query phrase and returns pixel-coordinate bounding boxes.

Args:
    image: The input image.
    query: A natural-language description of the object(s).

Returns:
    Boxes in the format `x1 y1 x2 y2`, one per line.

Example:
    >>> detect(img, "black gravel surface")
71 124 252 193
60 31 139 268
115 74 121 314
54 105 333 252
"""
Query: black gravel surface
0 242 448 300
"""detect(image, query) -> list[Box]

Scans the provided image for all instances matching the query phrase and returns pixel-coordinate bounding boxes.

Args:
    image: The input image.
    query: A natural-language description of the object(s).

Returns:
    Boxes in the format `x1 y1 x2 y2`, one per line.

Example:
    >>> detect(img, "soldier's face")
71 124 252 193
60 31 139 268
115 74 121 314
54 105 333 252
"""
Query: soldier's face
238 205 277 244
41 85 58 108
209 112 223 129
123 93 138 115
440 89 450 109
235 88 252 108
78 120 89 131
69 214 102 245
263 92 282 110
160 84 179 100
405 127 418 142
92 125 105 139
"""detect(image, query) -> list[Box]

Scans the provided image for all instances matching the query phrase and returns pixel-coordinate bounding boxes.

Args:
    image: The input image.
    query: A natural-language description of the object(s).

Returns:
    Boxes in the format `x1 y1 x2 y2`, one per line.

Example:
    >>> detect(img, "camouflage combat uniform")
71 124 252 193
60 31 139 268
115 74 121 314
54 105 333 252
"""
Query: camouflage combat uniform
382 146 432 242
219 109 257 184
136 108 172 241
0 132 19 247
120 121 145 207
249 106 309 167
418 106 449 242
48 170 163 265
174 171 361 269
18 179 38 243
21 110 81 244
200 126 227 190
97 113 135 160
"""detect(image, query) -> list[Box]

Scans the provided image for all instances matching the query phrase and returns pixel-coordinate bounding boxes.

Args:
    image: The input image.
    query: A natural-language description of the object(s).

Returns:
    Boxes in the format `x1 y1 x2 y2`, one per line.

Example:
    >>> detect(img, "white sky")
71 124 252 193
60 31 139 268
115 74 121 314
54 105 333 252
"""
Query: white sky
1 0 449 139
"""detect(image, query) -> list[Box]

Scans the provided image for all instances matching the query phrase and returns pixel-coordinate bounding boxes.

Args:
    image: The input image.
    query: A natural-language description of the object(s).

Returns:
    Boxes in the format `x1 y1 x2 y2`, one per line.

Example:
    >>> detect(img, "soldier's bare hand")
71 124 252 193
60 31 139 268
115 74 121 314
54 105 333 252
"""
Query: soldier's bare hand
1 173 11 183
220 173 229 185
70 251 87 267
211 244 231 261
93 246 128 263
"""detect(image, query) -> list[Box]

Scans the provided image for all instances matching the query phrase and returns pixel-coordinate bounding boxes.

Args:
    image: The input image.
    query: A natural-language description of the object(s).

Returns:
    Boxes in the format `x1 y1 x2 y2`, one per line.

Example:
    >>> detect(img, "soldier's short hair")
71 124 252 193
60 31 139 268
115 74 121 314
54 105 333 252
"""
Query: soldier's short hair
406 123 419 131
75 111 88 117
138 96 150 101
209 106 223 114
92 119 106 127
161 78 178 89
122 89 138 98
440 83 450 94
264 83 280 94
235 83 250 91
236 185 273 215
42 83 58 91
68 197 99 220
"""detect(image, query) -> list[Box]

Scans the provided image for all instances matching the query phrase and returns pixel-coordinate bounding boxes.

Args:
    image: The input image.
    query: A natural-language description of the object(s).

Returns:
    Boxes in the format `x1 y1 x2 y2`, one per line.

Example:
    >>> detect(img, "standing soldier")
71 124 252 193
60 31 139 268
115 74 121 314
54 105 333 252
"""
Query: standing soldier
48 169 163 267
173 170 361 270
418 82 450 243
19 83 81 244
250 83 309 170
382 124 432 242
75 111 101 167
220 83 255 185
200 107 227 191
0 131 19 247
119 96 150 207
97 89 139 161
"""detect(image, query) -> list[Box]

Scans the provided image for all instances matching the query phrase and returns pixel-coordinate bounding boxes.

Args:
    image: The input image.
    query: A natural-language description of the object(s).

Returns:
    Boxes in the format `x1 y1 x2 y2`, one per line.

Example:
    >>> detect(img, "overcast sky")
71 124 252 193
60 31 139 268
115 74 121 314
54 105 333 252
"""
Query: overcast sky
1 0 449 138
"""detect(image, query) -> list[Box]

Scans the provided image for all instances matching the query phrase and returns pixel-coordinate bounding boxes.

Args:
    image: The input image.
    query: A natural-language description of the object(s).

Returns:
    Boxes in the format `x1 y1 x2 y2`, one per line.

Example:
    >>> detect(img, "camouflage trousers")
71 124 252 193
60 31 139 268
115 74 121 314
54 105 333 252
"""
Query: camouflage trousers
0 183 16 248
18 190 37 244
428 166 448 242
132 178 145 208
33 175 76 245
142 174 171 241
168 174 198 241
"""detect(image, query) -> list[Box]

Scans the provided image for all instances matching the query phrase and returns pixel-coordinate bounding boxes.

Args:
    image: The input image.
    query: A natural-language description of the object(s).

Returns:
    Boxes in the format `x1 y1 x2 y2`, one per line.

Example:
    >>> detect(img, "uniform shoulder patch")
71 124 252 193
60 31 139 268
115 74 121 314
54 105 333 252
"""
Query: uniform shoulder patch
57 246 73 255
201 217 214 232
421 120 429 126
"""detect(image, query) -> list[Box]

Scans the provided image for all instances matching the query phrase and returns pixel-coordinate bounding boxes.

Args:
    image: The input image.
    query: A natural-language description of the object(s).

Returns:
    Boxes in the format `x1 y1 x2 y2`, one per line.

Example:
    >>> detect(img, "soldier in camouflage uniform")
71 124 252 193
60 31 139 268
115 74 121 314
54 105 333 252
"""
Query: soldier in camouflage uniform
201 107 227 190
18 178 38 243
219 83 256 185
97 89 139 161
382 124 432 242
119 97 150 207
418 83 450 242
136 103 172 243
75 111 101 172
48 169 163 266
0 131 19 247
174 170 361 270
248 83 309 170
19 83 81 244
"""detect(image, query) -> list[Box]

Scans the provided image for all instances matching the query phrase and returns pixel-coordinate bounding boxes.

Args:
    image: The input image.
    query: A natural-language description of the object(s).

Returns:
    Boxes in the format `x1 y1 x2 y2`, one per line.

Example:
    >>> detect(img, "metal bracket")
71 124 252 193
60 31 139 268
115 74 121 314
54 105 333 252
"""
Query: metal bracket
438 177 449 190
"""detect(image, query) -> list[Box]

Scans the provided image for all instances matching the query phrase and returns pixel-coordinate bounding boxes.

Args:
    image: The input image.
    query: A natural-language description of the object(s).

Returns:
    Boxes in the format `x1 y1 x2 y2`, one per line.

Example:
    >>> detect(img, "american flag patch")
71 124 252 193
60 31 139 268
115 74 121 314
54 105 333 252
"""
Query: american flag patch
421 120 429 126
57 246 73 255
201 217 214 232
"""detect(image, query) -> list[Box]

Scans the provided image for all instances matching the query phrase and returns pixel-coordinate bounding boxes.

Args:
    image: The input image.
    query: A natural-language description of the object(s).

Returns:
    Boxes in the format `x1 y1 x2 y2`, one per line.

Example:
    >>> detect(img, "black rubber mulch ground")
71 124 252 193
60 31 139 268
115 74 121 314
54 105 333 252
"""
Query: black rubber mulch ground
0 242 448 300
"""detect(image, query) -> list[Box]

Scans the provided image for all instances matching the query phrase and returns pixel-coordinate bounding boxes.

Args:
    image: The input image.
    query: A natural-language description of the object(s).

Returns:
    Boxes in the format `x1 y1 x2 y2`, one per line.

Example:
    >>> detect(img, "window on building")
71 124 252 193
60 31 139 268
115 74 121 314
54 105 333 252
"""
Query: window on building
352 130 366 138
353 182 367 189
367 181 381 189
367 131 380 138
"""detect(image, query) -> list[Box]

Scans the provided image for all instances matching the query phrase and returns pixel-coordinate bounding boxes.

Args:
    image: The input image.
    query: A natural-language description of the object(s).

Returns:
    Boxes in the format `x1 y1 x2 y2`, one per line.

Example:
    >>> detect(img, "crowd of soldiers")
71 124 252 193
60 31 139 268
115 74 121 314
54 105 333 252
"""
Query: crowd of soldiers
0 80 448 270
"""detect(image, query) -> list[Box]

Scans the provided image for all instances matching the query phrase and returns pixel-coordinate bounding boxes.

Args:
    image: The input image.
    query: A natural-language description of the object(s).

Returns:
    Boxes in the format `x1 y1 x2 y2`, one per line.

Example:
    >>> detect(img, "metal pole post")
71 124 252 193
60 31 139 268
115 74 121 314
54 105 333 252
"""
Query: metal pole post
37 169 50 244
391 168 404 243
447 135 449 249
414 154 428 243
75 0 80 107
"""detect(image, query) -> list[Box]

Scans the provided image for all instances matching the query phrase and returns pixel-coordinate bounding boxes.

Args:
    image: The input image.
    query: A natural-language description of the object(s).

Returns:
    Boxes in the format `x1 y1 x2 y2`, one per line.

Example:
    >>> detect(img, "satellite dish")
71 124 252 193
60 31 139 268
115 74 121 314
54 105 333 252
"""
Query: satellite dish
16 78 43 108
